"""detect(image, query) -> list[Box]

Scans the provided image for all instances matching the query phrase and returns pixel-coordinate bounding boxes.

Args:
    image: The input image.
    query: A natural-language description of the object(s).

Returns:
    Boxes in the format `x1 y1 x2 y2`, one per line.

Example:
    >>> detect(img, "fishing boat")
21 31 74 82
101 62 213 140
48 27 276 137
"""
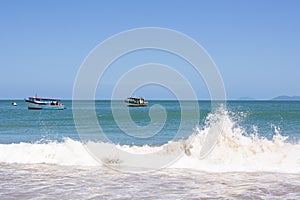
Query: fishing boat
125 97 148 107
25 96 64 110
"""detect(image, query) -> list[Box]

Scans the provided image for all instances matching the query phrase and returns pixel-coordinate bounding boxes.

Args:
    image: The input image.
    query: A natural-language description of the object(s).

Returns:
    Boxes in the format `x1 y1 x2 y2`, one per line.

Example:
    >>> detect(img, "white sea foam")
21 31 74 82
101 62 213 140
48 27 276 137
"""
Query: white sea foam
0 109 299 173
171 109 300 173
0 138 100 166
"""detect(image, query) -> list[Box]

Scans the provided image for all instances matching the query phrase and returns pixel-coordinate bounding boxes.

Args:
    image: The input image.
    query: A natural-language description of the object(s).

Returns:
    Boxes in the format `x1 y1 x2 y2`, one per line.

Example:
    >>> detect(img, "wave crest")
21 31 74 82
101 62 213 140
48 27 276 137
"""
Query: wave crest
0 108 299 173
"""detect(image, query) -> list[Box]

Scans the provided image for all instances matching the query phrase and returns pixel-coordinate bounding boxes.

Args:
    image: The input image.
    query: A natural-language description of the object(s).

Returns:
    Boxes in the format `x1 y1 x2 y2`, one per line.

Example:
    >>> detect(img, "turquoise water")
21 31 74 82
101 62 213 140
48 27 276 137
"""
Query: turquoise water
226 101 300 142
1 100 299 144
1 100 300 199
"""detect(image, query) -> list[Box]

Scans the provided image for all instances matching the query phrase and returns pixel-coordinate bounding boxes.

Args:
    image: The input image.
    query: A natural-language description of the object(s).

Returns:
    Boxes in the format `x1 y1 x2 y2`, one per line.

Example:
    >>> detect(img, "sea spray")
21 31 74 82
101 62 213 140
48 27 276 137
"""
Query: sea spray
171 108 300 173
0 108 299 173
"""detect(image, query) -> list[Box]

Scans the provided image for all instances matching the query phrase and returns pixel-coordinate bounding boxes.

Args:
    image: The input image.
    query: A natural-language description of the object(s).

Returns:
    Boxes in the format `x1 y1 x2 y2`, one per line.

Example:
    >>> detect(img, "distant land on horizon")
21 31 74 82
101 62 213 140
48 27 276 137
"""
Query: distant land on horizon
271 95 300 101
237 95 300 101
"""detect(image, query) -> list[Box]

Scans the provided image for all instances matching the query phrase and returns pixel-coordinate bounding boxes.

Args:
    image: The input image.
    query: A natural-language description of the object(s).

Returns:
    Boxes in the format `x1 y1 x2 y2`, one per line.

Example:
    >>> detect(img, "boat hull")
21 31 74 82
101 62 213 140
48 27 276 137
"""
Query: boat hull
25 100 64 110
126 102 148 107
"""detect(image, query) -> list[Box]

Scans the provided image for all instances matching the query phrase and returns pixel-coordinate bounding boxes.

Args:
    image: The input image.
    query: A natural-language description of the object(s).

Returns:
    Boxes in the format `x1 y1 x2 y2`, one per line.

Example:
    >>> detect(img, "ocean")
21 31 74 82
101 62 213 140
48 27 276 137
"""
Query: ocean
0 100 299 199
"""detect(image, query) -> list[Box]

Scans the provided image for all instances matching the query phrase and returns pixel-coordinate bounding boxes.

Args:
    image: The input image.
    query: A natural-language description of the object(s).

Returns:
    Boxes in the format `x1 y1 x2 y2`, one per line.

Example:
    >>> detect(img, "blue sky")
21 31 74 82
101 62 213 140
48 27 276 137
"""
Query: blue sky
0 0 299 99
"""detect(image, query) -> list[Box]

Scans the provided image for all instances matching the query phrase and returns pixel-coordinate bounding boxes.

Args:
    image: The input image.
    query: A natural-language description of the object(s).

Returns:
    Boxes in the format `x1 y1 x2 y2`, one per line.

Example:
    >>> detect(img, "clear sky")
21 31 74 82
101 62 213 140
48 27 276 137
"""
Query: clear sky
0 0 299 100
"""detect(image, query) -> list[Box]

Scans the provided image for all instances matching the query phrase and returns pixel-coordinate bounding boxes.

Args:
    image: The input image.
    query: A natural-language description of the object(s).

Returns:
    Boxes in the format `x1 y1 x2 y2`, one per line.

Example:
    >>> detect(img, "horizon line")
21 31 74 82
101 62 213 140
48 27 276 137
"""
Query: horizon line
2 98 300 101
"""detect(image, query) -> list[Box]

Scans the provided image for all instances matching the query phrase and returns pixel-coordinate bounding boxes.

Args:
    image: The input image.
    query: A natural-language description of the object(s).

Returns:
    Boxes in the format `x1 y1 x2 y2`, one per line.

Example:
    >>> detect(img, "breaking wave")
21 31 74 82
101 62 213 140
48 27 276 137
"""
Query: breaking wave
0 109 299 173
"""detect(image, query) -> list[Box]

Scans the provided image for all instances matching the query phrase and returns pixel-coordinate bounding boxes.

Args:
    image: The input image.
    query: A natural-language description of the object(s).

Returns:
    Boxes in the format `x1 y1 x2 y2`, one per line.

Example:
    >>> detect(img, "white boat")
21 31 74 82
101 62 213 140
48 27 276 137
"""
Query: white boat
125 97 148 107
12 102 18 106
25 96 64 110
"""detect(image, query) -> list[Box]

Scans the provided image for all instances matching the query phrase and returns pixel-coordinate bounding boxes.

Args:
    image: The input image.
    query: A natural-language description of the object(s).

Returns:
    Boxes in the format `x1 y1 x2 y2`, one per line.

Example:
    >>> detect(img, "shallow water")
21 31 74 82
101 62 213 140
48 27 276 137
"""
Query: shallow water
1 163 299 199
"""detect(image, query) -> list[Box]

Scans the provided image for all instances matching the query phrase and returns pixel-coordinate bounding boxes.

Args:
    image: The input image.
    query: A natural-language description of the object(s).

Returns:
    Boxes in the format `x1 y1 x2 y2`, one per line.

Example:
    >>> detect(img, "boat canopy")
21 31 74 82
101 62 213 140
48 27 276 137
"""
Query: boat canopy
28 97 61 101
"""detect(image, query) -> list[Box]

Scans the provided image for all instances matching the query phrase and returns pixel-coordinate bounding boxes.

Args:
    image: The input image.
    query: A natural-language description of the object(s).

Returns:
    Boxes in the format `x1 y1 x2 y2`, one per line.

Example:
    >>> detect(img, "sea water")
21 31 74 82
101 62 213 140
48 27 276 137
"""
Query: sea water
0 100 299 199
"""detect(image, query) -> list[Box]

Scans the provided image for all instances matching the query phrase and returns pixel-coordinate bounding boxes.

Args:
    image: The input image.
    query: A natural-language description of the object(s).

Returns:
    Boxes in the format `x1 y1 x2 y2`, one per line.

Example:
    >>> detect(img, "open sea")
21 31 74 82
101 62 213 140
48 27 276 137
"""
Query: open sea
0 100 300 199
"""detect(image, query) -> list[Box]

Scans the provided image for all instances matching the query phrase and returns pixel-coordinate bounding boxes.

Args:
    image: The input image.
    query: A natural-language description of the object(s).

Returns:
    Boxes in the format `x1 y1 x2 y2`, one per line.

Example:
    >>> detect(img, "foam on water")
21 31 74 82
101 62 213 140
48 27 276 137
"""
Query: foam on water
0 108 299 173
172 109 300 173
0 138 99 166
